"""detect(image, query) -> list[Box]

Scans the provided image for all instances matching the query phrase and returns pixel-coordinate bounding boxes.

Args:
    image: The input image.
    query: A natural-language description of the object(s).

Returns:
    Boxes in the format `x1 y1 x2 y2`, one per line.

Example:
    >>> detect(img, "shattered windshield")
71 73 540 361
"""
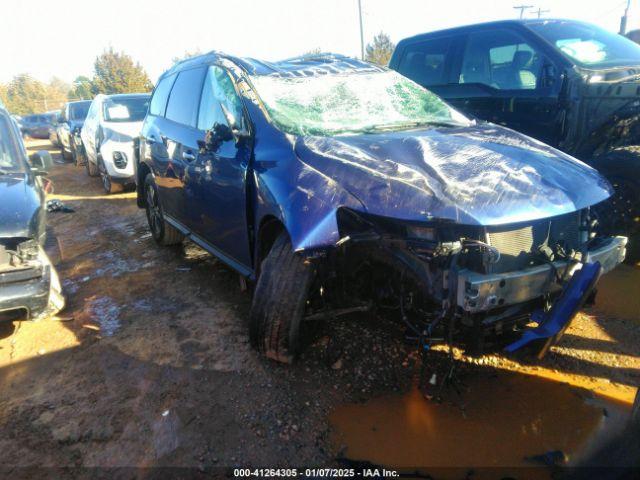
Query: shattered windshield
250 70 470 136
529 21 640 68
0 115 24 173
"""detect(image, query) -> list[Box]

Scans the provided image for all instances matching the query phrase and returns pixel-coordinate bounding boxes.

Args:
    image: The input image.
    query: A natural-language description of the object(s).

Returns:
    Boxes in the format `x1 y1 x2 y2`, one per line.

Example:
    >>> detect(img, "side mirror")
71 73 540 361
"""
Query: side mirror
30 150 53 175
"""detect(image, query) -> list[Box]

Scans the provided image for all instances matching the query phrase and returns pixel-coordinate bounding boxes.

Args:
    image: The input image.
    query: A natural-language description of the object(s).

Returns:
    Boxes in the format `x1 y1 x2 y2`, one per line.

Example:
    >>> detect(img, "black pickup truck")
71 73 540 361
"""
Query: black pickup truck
391 19 640 260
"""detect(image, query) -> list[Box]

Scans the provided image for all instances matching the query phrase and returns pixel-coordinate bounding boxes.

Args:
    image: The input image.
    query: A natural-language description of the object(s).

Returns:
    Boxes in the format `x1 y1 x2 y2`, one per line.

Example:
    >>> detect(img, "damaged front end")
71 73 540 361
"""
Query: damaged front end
0 238 64 320
304 207 626 355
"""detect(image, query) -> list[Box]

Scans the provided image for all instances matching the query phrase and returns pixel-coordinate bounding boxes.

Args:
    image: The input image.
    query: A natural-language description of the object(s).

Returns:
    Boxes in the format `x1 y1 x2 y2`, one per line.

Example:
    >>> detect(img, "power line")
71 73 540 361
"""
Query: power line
534 7 550 18
513 4 534 19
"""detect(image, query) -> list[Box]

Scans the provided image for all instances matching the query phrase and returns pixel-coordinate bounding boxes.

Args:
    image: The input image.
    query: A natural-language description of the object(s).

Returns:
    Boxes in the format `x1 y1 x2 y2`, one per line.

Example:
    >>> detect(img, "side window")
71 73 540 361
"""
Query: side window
86 101 98 122
197 66 244 131
396 37 453 87
459 29 543 90
149 74 176 117
165 67 206 127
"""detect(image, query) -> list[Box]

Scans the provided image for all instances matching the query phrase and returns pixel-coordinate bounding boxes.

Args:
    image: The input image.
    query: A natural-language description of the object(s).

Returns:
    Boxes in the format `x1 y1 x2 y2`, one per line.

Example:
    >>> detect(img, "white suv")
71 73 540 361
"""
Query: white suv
81 93 150 193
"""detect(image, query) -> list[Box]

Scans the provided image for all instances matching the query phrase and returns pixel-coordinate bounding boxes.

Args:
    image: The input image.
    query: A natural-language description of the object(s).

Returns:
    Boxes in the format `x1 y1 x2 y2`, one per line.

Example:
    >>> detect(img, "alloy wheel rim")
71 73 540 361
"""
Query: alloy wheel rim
146 186 162 236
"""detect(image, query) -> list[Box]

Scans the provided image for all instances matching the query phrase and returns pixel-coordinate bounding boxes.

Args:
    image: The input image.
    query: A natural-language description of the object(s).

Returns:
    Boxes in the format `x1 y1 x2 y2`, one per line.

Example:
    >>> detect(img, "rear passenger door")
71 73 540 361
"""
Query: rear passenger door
155 67 207 226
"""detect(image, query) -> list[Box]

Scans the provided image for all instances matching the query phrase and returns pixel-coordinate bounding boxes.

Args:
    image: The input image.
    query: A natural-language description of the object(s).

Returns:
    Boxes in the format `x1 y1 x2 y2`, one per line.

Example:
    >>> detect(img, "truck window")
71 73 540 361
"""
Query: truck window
459 29 543 90
396 37 452 87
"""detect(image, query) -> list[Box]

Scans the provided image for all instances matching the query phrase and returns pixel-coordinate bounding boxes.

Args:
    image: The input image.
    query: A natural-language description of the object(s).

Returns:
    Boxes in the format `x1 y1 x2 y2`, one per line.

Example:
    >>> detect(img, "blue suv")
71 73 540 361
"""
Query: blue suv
136 52 626 363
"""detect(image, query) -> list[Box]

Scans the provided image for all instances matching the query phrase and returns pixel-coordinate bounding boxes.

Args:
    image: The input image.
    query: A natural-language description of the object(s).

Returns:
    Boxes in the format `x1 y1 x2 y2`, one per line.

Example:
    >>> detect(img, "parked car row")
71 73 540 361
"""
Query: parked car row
8 18 637 364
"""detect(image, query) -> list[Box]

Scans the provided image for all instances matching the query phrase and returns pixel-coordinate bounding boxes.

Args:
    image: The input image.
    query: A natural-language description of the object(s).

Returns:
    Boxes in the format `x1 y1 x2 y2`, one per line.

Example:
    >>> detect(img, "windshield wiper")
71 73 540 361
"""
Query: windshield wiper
362 120 464 133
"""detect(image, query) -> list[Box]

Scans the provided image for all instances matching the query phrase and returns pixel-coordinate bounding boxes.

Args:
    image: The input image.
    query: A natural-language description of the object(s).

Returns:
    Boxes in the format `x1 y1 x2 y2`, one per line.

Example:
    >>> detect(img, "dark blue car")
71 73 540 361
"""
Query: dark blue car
137 52 626 363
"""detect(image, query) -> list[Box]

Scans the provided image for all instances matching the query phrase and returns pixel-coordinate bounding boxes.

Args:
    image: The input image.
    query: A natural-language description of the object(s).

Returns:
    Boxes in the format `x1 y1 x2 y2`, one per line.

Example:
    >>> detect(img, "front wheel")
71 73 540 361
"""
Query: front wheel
144 174 184 246
99 158 123 194
249 232 314 363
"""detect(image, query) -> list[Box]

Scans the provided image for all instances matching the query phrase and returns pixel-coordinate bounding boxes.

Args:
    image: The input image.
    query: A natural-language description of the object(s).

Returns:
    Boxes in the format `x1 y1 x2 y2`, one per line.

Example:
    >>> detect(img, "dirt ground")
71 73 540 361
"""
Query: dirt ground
0 139 638 477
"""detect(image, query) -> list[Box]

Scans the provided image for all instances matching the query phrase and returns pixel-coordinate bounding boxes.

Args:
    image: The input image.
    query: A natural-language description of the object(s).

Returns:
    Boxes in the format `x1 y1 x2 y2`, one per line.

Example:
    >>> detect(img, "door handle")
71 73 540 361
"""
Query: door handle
182 151 196 162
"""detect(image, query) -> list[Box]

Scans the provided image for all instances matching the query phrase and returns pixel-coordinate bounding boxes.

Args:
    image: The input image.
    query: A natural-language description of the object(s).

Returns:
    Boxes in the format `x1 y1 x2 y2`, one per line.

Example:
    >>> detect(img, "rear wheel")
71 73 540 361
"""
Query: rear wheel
249 232 314 363
144 174 183 246
61 146 73 161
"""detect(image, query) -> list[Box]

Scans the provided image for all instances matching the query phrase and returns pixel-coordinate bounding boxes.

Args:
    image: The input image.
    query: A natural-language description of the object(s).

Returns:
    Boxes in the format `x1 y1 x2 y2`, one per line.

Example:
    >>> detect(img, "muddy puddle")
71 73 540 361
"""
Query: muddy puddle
330 369 631 476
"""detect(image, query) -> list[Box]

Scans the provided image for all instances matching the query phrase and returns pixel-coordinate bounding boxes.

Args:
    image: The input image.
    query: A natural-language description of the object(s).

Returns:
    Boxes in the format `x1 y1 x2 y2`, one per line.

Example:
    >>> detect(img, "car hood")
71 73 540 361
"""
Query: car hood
0 174 43 239
293 124 612 226
104 121 142 141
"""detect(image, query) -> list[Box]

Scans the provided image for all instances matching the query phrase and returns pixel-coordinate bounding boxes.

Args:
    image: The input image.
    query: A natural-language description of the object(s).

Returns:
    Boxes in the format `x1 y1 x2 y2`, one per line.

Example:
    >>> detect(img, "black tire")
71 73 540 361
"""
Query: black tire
249 232 314 363
99 158 123 194
85 155 99 177
144 174 183 246
61 147 73 161
591 147 640 263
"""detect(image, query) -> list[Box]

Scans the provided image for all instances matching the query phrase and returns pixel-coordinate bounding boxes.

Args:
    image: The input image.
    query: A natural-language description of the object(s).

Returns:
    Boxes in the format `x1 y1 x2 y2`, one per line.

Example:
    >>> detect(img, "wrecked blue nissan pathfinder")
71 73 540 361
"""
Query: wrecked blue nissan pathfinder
0 105 65 320
136 53 627 363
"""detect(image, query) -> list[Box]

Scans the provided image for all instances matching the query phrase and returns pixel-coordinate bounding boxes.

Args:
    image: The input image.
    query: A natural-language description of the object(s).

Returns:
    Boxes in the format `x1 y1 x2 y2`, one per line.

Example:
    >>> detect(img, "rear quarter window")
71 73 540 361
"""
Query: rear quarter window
165 68 206 127
149 74 176 117
396 37 453 86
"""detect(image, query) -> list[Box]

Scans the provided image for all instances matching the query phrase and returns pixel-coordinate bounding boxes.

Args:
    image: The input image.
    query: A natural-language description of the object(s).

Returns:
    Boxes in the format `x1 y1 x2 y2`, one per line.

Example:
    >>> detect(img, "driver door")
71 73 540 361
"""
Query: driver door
185 65 253 272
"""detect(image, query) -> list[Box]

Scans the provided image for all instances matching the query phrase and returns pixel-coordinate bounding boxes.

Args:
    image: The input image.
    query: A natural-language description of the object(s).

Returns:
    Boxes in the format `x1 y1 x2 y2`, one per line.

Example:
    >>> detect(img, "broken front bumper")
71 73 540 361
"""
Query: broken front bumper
456 236 628 313
0 247 64 319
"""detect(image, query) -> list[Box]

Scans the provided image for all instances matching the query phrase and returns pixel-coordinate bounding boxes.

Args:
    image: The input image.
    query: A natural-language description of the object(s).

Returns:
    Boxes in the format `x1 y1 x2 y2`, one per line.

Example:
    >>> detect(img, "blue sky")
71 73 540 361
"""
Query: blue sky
0 0 635 84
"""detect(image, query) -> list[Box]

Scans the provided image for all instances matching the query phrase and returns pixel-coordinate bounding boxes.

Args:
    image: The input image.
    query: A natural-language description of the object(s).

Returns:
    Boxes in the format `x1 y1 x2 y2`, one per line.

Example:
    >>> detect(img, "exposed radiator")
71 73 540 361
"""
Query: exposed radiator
486 211 582 273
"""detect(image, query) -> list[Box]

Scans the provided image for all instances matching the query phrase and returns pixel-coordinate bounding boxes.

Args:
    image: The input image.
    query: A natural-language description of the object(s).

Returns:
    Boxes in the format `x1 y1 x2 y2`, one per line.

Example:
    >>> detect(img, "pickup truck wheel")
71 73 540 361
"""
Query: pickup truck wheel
249 232 314 363
144 174 183 246
592 147 640 263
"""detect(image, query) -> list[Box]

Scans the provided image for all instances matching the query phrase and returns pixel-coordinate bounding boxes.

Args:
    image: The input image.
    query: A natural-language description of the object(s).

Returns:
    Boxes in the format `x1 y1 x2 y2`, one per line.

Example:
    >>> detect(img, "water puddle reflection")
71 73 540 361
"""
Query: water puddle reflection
330 370 630 475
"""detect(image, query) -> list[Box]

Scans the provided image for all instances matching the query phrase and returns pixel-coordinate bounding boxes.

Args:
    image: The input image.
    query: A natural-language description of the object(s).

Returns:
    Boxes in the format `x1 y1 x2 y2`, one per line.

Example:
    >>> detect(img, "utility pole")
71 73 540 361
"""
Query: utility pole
513 4 534 19
620 0 631 34
357 0 365 60
535 7 550 18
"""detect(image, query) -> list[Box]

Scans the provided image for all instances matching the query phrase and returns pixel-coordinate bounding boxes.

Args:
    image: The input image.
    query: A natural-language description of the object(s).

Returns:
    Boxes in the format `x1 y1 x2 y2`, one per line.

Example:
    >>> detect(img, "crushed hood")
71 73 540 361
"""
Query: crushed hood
0 175 43 239
294 124 613 226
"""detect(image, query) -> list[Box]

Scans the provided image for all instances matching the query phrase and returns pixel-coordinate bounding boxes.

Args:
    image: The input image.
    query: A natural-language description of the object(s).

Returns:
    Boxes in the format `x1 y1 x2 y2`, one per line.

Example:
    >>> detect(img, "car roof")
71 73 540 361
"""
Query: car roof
395 18 592 45
67 100 92 106
102 93 150 100
166 51 385 79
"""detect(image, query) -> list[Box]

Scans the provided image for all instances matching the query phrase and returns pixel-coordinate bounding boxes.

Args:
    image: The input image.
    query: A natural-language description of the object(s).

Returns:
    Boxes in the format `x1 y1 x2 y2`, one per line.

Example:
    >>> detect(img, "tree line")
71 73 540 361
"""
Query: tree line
1 32 396 116
0 48 153 115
